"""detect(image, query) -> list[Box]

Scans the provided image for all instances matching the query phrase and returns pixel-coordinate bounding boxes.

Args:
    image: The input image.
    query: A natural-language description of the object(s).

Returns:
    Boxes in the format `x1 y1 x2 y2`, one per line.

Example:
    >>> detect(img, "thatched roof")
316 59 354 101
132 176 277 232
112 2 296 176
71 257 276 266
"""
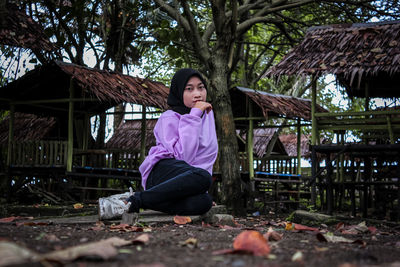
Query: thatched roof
231 87 328 127
0 61 169 118
279 134 311 158
237 128 287 157
253 128 287 157
265 20 400 98
0 3 54 52
106 119 157 151
0 113 57 145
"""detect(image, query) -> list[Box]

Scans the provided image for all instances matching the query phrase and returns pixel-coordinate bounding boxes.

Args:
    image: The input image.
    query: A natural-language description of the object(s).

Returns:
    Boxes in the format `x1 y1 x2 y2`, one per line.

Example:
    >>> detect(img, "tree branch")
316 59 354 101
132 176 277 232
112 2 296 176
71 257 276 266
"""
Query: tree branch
154 0 191 33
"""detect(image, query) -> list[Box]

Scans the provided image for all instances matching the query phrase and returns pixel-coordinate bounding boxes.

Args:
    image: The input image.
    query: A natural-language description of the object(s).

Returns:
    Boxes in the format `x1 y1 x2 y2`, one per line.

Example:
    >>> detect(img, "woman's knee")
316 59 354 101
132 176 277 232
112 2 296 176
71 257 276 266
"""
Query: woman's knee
192 168 212 189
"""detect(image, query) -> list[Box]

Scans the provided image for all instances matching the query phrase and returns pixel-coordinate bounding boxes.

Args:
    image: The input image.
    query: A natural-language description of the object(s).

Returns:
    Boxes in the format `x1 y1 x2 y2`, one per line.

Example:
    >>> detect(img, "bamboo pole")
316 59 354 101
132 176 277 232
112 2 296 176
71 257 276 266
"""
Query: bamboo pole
67 79 75 172
311 76 317 208
386 116 394 144
81 113 89 167
247 100 254 179
297 118 301 175
311 78 317 145
7 104 15 166
140 105 147 162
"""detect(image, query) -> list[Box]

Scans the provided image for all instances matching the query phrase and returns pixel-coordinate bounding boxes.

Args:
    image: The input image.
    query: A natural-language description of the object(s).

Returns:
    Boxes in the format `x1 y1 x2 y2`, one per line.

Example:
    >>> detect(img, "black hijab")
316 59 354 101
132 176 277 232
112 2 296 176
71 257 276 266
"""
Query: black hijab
167 68 207 115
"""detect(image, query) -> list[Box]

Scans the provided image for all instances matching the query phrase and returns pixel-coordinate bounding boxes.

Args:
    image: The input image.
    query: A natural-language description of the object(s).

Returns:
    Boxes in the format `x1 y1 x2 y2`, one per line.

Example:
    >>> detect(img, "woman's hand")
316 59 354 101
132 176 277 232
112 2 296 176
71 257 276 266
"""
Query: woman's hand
193 101 212 113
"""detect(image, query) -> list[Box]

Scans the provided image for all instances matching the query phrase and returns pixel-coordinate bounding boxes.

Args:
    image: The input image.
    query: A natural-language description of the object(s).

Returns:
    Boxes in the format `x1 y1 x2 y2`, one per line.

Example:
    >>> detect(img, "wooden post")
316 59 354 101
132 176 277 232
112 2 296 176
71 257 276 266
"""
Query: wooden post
311 146 317 207
350 154 356 217
386 116 394 144
363 157 371 218
326 153 333 215
81 113 89 167
247 99 254 179
311 77 317 208
297 118 301 175
140 105 147 162
7 104 15 166
311 78 318 145
67 79 74 172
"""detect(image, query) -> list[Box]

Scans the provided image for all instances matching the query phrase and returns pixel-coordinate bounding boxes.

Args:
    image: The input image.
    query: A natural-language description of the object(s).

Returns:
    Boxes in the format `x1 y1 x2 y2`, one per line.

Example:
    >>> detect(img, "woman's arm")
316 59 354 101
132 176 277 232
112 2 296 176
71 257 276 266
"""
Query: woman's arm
154 108 203 163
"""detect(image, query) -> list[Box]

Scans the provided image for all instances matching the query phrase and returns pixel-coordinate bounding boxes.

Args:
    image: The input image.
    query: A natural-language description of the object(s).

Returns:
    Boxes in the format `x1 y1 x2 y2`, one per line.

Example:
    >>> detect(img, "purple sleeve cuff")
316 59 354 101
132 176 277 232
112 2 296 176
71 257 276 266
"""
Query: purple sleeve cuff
190 108 204 117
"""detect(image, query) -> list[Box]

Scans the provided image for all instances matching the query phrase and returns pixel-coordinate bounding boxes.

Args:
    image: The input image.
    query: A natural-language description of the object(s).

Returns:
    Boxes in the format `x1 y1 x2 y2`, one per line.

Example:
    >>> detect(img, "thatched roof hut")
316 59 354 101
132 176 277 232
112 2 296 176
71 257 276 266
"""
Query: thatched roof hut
0 113 57 145
253 128 287 157
0 61 169 118
279 134 311 158
237 128 287 157
106 119 157 151
0 3 54 52
231 87 328 128
265 20 400 98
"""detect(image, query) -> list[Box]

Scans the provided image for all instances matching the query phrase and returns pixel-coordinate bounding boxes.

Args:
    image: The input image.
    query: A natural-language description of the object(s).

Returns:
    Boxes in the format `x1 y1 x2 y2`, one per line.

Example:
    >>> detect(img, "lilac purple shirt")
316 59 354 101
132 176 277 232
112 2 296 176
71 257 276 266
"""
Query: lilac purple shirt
139 108 218 190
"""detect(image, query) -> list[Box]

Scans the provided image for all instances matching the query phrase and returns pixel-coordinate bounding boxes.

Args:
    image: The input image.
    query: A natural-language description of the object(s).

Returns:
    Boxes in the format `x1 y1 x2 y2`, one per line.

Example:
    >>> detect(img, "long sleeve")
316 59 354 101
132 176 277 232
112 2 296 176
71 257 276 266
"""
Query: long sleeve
154 108 203 163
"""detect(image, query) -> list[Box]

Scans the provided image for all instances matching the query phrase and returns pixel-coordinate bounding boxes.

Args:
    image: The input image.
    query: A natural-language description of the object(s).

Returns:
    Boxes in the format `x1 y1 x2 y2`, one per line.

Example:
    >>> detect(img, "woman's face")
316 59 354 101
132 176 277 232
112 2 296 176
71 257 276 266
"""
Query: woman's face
183 76 207 108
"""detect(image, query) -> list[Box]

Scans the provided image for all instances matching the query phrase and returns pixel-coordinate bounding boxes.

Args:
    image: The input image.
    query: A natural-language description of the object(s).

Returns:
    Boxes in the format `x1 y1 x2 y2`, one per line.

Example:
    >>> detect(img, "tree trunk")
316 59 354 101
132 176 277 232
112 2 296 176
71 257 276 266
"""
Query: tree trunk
209 58 246 216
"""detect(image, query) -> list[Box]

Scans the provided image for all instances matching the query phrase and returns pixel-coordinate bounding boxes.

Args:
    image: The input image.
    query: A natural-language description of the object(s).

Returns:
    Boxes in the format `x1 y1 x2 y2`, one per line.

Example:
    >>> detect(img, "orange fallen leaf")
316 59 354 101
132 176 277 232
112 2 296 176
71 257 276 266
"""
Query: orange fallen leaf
233 230 270 257
285 222 295 230
173 215 192 225
293 223 319 232
73 203 83 209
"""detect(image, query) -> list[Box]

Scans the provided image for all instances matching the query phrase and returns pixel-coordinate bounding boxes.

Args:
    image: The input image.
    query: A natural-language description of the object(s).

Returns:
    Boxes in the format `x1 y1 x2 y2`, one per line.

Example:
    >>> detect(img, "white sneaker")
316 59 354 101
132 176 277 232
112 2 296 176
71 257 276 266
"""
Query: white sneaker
98 187 134 220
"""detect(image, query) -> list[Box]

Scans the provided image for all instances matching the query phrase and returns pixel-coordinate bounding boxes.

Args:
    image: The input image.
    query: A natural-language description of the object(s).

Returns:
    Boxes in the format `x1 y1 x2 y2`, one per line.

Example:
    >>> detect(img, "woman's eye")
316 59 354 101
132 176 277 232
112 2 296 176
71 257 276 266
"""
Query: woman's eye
185 87 193 91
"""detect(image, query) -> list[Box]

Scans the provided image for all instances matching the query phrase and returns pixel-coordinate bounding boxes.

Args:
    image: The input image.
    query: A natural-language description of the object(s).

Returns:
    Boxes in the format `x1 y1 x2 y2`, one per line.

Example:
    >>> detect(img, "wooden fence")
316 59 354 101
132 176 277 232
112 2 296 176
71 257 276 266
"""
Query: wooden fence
9 140 68 167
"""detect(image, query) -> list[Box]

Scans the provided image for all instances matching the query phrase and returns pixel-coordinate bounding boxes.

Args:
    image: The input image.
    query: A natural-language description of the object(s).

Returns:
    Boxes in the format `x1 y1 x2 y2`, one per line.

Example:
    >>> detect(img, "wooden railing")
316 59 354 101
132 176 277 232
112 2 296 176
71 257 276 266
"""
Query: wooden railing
9 140 68 167
239 152 299 175
315 109 400 143
73 149 141 169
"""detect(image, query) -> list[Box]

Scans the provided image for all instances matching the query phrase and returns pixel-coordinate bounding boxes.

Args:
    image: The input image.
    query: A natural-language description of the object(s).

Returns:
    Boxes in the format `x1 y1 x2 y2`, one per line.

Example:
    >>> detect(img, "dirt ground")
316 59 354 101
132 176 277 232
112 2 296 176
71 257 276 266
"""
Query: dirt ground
1 207 400 267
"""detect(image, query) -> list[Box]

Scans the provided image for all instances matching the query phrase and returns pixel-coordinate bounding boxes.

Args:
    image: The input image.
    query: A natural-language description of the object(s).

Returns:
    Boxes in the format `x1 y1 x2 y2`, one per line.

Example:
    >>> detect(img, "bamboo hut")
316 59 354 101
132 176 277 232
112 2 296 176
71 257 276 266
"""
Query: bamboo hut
230 86 327 177
0 60 169 200
265 20 400 218
106 119 157 151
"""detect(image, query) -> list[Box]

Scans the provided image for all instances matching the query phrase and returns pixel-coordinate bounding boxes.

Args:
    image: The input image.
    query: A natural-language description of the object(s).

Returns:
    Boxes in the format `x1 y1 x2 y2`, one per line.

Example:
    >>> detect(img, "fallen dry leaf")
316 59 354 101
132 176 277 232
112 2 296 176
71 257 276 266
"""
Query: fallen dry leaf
89 221 105 231
263 227 283 241
233 230 270 257
368 226 377 235
285 222 295 230
202 221 212 227
293 223 319 232
16 222 50 226
317 232 366 247
110 224 144 232
73 203 84 209
173 216 192 225
179 238 198 248
41 237 132 261
0 241 39 266
218 224 235 230
132 234 150 245
291 250 304 262
0 216 33 223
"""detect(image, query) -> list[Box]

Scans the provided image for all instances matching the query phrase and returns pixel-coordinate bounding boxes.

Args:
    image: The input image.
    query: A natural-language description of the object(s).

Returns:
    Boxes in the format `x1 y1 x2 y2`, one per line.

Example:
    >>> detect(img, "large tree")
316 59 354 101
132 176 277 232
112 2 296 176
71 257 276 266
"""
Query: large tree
152 0 400 214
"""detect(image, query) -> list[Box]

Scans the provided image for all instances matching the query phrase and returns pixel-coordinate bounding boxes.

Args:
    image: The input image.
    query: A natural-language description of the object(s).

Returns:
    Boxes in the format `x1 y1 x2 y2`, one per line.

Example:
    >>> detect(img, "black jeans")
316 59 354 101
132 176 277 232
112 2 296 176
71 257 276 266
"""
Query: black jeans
133 158 213 215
